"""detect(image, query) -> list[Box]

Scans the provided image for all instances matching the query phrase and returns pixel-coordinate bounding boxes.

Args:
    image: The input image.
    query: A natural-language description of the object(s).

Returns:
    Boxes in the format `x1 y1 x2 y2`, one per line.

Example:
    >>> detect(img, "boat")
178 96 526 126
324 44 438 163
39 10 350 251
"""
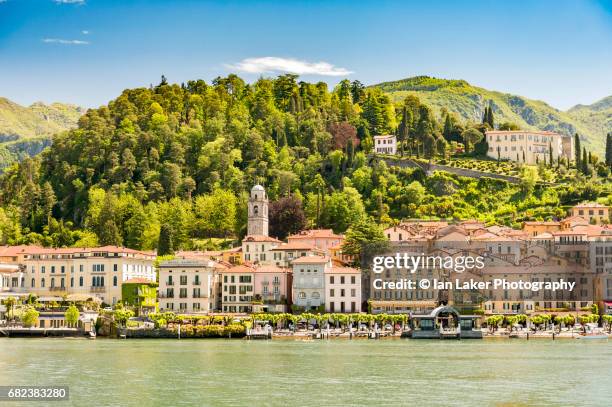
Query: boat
87 331 96 339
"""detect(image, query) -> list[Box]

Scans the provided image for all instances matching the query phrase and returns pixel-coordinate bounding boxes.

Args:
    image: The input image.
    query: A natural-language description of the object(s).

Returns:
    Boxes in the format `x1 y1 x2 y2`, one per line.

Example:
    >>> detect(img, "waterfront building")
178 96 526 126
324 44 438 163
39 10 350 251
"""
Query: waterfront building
291 255 328 311
220 264 255 313
373 134 397 155
325 265 361 313
485 130 572 165
252 265 292 313
20 246 155 306
0 263 25 294
158 258 218 314
571 202 610 224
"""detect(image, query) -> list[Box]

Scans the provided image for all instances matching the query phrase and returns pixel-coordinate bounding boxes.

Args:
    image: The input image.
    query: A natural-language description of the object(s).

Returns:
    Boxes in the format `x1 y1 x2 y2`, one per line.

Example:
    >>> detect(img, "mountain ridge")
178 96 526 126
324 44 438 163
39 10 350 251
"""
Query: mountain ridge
371 76 611 154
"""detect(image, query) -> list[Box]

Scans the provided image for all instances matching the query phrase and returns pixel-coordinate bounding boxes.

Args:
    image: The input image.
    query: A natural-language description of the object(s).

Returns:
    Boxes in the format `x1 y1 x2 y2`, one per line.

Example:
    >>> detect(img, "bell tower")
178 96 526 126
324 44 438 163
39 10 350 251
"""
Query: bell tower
248 185 268 236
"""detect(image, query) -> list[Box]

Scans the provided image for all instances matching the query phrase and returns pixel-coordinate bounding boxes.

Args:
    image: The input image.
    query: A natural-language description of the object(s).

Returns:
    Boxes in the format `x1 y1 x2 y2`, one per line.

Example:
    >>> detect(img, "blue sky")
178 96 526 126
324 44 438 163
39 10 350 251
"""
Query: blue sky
0 0 610 109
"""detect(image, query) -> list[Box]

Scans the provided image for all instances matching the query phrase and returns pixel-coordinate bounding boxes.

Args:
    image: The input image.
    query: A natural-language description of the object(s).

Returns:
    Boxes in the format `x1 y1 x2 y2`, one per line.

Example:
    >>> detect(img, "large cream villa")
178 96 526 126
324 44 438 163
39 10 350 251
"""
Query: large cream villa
1 246 155 305
485 130 573 165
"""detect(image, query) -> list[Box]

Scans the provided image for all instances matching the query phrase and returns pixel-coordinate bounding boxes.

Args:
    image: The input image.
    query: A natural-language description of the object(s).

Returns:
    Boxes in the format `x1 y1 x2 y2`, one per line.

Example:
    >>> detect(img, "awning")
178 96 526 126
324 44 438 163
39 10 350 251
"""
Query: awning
604 301 612 306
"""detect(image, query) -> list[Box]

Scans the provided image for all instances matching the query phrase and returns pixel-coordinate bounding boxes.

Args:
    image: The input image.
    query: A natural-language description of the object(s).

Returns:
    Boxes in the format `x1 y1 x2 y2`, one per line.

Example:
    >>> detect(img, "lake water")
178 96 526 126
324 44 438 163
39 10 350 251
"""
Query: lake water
0 338 611 406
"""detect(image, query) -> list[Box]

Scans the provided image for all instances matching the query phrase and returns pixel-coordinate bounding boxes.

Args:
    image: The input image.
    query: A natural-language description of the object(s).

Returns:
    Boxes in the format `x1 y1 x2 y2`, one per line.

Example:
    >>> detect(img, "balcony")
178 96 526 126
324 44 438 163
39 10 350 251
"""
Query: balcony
158 293 174 299
193 281 201 286
90 286 106 293
166 281 174 286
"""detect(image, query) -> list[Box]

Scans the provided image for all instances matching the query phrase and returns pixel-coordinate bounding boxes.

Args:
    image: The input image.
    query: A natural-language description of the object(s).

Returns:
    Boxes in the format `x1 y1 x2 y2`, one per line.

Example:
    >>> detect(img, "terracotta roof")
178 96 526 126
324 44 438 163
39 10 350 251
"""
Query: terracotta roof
485 130 565 136
291 255 329 265
20 245 153 257
242 235 282 243
223 264 256 273
523 221 560 226
270 241 318 251
287 229 343 240
325 266 360 274
572 202 608 209
123 278 155 284
255 265 291 274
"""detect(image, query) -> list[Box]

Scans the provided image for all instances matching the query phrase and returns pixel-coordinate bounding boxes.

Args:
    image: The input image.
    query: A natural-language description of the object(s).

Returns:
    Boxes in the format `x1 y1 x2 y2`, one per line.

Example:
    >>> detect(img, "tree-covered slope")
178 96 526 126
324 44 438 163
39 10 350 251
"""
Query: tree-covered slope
567 95 612 151
372 76 609 154
0 97 83 169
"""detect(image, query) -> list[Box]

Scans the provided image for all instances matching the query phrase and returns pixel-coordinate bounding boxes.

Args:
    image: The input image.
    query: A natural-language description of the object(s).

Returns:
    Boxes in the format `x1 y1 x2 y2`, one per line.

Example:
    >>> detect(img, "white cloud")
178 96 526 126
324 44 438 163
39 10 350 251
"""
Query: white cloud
81 30 90 35
228 57 353 77
54 0 86 4
42 38 90 45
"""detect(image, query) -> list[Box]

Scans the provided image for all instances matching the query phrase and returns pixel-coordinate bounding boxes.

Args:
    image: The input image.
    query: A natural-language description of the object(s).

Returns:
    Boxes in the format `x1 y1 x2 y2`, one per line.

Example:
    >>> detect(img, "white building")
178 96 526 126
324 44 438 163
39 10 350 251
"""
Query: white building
485 130 572 165
325 265 361 313
373 135 397 155
291 255 328 311
158 258 218 314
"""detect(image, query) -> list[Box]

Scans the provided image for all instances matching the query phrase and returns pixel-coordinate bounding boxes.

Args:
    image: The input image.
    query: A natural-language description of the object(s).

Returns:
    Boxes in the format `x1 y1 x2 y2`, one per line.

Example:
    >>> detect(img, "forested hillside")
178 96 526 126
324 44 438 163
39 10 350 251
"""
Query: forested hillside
0 98 83 170
373 76 610 154
0 75 608 250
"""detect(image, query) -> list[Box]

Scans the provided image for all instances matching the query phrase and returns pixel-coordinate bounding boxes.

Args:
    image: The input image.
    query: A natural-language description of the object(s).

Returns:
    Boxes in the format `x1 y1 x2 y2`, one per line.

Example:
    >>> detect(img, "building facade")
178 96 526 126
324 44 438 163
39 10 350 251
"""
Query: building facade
485 130 572 165
373 134 397 155
158 259 218 314
292 256 328 311
20 246 155 306
325 266 361 313
571 202 610 225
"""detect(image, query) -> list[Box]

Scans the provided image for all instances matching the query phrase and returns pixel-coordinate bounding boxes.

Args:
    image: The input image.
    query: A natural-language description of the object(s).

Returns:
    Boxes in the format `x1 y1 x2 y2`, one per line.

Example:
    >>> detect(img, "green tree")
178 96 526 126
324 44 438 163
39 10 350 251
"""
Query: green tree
22 306 39 327
157 223 174 256
461 128 483 154
574 133 581 167
65 304 80 327
342 217 388 266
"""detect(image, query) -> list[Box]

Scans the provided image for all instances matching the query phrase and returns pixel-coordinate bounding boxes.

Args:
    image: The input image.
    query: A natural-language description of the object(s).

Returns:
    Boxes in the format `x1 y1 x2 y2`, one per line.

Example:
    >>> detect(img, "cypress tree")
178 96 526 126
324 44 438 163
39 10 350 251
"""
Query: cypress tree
549 142 553 168
486 104 495 128
443 114 453 141
158 223 174 256
574 133 581 167
582 148 588 174
606 133 612 167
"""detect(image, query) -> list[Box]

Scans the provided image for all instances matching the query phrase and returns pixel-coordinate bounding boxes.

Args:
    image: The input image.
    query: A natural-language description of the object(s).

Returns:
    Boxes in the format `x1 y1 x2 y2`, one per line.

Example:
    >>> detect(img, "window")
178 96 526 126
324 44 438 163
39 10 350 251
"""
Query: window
113 276 118 286
31 278 35 288
61 266 65 274
330 276 335 284
180 288 187 298
340 276 345 284
51 278 55 288
42 266 45 274
51 266 55 274
180 276 188 285
351 276 356 284
79 264 83 272
41 278 45 288
166 288 174 298
60 278 65 288
311 292 320 299
79 276 83 286
113 264 118 272
298 292 306 299
330 289 335 297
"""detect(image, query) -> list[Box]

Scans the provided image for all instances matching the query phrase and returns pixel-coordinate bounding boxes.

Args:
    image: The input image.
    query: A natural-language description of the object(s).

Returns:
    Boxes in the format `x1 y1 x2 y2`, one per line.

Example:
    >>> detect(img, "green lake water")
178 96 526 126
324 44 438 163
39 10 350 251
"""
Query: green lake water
0 338 610 406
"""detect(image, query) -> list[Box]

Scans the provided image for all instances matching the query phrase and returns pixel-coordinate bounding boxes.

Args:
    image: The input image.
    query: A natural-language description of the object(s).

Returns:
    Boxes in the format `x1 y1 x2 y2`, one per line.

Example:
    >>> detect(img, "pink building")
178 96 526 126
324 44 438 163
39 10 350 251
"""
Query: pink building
253 265 292 313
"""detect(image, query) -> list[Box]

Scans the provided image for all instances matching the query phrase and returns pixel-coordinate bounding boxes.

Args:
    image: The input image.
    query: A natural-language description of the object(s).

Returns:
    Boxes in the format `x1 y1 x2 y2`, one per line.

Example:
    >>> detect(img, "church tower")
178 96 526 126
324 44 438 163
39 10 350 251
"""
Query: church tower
248 184 268 236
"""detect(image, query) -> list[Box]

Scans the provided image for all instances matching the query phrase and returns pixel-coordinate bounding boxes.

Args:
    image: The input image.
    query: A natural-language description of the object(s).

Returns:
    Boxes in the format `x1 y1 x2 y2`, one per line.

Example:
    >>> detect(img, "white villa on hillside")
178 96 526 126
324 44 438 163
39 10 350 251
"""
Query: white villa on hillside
373 135 397 155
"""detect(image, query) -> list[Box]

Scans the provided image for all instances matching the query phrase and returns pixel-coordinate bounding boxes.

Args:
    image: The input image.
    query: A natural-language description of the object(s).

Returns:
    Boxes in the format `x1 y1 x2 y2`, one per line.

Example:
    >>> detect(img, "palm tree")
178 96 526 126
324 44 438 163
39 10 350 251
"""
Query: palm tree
3 296 17 321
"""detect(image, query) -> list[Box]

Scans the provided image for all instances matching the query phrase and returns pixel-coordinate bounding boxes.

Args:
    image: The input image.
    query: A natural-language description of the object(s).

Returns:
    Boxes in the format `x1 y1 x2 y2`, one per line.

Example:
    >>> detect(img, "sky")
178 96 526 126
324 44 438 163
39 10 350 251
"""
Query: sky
0 0 611 110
